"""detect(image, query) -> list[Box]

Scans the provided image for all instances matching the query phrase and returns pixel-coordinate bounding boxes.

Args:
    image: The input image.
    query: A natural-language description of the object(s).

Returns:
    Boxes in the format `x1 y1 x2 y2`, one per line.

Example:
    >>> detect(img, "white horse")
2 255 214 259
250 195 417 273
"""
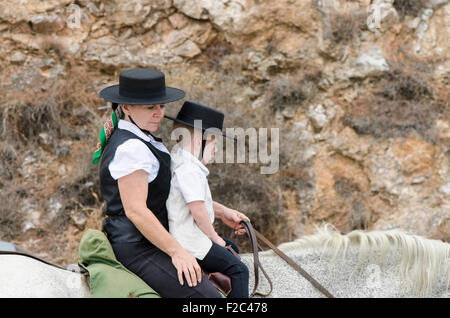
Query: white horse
0 225 448 298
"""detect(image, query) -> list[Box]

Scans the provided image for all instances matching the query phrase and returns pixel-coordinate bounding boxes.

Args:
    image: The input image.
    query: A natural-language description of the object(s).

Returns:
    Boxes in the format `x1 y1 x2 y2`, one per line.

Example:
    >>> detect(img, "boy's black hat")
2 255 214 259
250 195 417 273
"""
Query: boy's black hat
165 101 236 140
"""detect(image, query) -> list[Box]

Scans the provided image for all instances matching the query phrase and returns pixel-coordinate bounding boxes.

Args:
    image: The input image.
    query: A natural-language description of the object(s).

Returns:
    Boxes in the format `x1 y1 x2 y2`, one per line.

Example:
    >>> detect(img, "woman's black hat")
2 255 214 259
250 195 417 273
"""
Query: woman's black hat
99 68 185 105
165 101 235 140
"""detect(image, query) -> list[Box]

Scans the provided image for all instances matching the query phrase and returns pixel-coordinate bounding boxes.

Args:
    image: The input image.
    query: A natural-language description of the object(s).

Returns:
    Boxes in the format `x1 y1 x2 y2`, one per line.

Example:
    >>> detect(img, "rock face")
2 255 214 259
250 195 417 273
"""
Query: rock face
0 0 449 262
352 45 390 78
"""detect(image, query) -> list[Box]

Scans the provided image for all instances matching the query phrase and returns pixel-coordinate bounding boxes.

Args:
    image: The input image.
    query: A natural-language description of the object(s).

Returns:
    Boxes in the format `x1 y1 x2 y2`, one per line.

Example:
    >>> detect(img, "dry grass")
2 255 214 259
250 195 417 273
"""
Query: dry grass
0 141 18 182
267 69 321 114
196 35 236 73
393 0 428 20
321 3 367 45
0 184 24 239
208 165 285 250
0 61 104 246
328 10 366 44
2 60 102 144
270 78 309 111
342 55 449 143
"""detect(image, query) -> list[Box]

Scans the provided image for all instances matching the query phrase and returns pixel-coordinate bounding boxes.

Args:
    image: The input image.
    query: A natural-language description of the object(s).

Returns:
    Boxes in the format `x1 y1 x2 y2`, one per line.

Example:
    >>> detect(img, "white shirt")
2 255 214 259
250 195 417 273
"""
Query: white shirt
108 120 170 182
166 147 215 260
171 148 214 222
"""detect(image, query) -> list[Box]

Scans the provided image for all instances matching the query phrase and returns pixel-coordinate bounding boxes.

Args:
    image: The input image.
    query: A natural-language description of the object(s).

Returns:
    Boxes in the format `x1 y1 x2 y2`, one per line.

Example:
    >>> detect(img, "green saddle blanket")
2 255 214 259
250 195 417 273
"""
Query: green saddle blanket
78 229 160 298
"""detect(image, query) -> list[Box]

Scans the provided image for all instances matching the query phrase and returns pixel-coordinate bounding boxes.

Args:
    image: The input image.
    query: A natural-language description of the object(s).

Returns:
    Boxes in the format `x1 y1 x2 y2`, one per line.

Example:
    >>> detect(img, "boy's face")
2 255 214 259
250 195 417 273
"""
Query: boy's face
202 135 217 165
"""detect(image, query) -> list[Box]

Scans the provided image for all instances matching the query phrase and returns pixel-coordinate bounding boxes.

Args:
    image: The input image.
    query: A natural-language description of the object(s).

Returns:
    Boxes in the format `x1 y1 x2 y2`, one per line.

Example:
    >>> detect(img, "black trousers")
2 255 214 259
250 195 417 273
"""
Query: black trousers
197 237 249 298
111 240 222 298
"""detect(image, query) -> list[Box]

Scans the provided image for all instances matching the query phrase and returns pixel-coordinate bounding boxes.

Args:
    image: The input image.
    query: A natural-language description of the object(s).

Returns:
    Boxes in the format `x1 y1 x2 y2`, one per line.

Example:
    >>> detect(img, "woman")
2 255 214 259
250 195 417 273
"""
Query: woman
94 68 249 297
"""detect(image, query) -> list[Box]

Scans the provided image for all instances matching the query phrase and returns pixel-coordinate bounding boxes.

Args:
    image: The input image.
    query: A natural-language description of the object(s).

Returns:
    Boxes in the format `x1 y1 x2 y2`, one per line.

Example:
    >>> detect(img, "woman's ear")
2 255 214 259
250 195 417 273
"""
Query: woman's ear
121 104 131 116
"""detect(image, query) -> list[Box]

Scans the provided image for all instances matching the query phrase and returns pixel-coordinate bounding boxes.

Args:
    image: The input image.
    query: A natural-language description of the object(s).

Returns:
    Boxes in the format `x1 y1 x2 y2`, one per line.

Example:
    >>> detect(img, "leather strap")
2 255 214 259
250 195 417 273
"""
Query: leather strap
240 220 272 296
241 220 334 298
0 250 88 275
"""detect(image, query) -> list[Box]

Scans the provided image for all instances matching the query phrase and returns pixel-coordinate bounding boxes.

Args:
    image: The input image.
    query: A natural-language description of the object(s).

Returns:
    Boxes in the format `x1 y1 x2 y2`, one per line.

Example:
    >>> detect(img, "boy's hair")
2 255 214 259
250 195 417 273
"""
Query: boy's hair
172 121 217 143
172 122 194 143
172 121 193 131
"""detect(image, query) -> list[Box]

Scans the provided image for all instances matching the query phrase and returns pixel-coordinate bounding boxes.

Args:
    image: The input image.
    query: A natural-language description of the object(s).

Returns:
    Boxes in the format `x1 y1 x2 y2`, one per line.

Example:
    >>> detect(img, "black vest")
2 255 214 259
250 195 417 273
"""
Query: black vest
99 128 171 245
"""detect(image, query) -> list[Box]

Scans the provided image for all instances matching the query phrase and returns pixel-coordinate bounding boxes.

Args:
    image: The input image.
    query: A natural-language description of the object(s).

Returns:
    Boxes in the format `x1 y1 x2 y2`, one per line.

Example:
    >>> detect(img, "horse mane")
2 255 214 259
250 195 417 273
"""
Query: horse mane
270 224 450 297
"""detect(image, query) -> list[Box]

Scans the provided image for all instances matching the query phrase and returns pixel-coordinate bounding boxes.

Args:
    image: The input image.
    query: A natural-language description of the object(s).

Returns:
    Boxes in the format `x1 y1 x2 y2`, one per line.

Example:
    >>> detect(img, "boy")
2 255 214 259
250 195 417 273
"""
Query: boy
166 101 249 298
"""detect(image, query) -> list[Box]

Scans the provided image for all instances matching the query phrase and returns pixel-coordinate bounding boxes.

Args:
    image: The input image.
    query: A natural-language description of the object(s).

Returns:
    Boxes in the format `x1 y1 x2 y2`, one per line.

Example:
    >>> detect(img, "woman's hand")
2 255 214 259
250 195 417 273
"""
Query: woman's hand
170 248 203 287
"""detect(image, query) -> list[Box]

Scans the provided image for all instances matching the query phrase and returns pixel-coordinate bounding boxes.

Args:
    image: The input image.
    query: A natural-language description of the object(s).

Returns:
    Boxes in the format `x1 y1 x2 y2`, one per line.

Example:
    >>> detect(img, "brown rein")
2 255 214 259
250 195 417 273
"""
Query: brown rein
240 220 335 298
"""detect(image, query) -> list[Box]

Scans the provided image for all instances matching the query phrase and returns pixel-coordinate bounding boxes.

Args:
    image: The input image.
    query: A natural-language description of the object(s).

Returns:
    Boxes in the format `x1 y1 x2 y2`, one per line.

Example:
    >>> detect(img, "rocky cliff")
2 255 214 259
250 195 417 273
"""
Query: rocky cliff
0 0 448 264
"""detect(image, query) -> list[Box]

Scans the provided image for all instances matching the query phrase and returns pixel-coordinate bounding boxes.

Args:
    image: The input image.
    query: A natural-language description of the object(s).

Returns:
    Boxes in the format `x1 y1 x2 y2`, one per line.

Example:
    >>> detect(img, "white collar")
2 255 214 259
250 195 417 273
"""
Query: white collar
118 119 159 143
176 147 209 176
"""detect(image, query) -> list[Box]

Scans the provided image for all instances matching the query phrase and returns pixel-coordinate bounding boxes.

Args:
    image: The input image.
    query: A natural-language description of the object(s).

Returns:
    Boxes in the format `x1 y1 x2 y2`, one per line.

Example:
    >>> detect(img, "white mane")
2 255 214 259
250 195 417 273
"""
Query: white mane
266 224 450 297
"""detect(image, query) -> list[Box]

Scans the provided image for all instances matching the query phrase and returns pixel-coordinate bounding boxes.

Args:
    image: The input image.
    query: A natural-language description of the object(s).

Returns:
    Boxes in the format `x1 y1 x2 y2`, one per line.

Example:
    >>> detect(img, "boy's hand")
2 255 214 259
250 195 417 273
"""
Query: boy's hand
212 235 227 247
220 208 250 235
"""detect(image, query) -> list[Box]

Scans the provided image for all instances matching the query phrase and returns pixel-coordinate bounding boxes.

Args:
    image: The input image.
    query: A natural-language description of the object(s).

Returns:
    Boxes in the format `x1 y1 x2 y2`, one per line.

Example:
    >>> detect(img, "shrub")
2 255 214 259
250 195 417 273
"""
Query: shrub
393 0 427 20
197 35 235 73
267 69 322 114
328 9 367 44
0 62 103 244
342 57 448 142
0 185 24 240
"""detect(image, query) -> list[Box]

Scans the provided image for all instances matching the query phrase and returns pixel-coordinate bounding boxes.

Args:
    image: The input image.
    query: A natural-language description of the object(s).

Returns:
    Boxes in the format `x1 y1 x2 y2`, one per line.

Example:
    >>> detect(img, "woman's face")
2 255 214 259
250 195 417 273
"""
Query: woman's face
123 104 165 133
201 135 217 165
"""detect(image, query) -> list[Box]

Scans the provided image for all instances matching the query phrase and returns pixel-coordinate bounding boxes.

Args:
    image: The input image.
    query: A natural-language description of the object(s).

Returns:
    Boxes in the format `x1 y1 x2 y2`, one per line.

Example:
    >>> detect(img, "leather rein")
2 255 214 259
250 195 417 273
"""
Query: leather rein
240 219 335 298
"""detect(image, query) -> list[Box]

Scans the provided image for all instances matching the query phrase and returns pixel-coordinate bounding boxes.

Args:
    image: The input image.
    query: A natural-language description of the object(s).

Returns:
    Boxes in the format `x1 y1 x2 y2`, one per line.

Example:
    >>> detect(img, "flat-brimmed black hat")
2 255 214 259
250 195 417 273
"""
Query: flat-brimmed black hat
99 68 185 105
165 101 236 140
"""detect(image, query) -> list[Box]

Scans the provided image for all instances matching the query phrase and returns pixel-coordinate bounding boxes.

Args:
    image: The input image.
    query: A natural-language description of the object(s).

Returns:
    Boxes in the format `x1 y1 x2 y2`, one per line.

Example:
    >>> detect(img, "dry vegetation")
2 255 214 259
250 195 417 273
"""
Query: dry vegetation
267 68 322 114
327 9 367 45
0 57 104 259
316 1 368 45
393 0 428 20
342 53 449 143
